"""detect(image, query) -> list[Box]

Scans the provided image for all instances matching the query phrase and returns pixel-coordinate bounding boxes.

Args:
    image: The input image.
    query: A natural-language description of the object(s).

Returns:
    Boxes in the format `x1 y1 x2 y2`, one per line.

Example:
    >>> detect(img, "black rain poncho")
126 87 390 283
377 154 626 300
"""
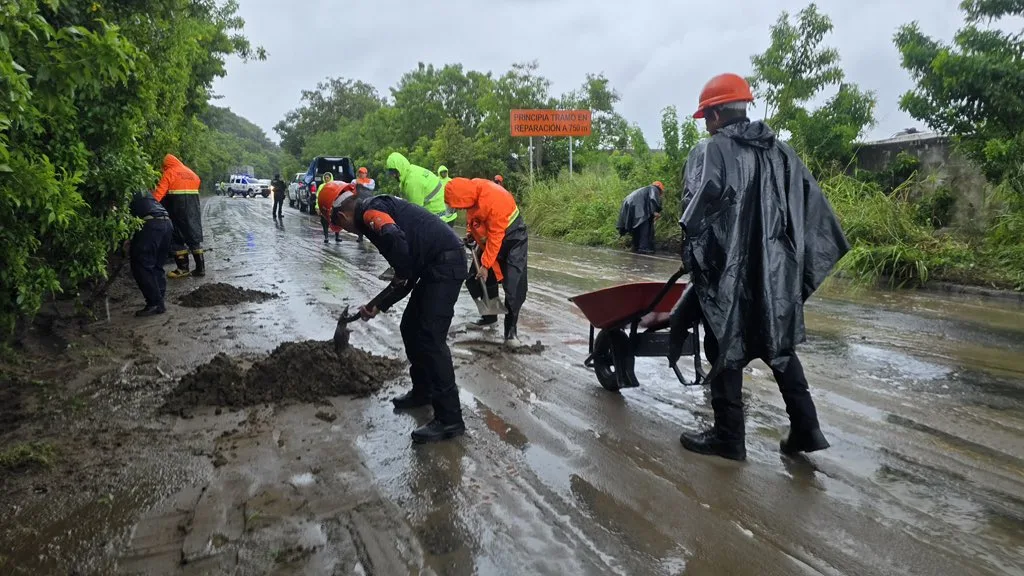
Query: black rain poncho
680 120 849 376
616 185 663 235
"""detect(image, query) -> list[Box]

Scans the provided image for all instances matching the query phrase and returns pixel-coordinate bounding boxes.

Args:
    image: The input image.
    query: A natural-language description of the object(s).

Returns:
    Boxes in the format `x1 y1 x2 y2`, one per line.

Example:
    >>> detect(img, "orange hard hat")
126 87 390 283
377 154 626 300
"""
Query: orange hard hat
652 181 664 190
357 166 368 175
494 174 504 183
693 73 754 119
317 181 357 231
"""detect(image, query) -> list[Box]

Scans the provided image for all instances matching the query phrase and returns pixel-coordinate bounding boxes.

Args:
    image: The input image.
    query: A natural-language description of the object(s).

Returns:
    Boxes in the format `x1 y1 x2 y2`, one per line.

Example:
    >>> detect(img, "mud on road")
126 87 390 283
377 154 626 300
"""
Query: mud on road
178 282 277 308
2 195 1023 576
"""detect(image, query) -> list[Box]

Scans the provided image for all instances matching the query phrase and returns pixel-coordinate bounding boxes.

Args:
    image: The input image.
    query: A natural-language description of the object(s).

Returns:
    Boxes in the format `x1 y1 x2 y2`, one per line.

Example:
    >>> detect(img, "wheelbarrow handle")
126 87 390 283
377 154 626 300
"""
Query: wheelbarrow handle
638 267 686 319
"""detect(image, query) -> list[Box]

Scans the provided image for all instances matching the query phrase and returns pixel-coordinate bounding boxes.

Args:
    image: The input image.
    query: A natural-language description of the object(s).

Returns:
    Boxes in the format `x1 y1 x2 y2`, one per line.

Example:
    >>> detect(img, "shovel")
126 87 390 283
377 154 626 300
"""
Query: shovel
332 281 404 354
470 248 505 317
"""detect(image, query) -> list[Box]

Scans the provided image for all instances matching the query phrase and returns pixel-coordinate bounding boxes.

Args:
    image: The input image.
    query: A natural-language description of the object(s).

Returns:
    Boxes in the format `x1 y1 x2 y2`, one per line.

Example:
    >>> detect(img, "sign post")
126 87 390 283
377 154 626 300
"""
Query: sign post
510 109 592 181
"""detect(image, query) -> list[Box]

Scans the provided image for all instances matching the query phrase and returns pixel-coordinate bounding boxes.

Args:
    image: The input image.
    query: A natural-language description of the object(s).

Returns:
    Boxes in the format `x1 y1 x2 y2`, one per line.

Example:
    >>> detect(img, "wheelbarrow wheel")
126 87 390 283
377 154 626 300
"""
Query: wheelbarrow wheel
593 329 631 392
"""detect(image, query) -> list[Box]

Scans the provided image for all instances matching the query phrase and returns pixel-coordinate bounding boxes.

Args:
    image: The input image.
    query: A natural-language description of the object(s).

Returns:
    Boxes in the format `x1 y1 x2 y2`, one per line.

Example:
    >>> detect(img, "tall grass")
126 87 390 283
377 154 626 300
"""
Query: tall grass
521 166 629 247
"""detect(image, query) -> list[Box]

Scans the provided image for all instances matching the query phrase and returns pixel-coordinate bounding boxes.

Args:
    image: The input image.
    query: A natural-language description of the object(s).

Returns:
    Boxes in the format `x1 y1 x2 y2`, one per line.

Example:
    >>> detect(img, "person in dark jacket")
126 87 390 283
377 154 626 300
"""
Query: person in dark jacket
318 182 467 444
617 182 664 254
669 73 850 461
128 191 174 317
270 173 287 219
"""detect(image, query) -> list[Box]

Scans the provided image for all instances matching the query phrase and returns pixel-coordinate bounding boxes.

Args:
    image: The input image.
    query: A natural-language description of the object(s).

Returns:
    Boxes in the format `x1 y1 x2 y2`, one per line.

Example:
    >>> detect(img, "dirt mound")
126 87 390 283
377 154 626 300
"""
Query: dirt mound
162 341 404 413
178 283 277 308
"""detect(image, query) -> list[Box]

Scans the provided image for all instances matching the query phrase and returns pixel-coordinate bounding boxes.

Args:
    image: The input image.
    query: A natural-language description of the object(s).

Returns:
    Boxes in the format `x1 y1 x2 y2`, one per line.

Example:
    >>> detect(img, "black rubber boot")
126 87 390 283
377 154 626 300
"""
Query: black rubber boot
323 236 329 244
472 315 498 327
191 250 205 277
780 428 830 455
335 233 341 243
680 429 747 461
392 390 431 410
167 254 190 279
135 305 165 317
411 419 466 444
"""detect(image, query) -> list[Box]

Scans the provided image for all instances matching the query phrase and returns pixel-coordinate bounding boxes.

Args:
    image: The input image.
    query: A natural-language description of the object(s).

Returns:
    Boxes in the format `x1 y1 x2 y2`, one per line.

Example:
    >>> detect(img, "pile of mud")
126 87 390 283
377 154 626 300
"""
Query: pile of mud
162 341 405 413
178 283 277 308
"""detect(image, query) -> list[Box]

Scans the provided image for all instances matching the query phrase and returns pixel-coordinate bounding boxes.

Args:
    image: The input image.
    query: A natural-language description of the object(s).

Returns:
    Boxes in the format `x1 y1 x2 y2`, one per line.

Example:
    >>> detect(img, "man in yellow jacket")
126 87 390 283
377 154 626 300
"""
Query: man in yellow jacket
386 153 457 227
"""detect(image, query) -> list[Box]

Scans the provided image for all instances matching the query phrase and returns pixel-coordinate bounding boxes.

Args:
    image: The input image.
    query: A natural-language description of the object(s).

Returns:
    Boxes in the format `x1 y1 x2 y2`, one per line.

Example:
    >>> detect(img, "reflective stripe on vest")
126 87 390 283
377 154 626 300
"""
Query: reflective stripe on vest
168 189 200 195
506 207 520 229
423 180 444 204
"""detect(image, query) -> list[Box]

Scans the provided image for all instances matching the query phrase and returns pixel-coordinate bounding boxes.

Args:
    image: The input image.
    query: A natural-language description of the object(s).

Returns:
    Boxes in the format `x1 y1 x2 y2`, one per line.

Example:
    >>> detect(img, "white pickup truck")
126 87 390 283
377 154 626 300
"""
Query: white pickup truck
226 174 271 198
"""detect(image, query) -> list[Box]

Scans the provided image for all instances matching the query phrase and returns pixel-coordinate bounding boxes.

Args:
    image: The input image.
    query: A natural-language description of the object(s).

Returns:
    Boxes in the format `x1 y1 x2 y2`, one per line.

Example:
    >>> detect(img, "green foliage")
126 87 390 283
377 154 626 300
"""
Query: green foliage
915 187 956 229
894 0 1024 185
191 106 297 186
749 3 876 170
0 0 258 335
0 441 56 471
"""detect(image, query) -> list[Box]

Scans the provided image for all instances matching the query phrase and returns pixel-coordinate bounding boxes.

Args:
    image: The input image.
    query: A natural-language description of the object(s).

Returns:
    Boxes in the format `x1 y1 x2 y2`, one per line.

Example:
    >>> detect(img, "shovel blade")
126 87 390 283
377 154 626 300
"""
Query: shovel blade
475 296 505 317
334 306 352 354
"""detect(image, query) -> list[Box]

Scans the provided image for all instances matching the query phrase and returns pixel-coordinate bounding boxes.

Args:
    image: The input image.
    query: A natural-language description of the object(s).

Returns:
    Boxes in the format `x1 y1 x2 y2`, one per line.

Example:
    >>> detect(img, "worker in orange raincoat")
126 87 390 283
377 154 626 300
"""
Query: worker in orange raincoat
445 177 528 343
353 167 376 243
153 154 204 278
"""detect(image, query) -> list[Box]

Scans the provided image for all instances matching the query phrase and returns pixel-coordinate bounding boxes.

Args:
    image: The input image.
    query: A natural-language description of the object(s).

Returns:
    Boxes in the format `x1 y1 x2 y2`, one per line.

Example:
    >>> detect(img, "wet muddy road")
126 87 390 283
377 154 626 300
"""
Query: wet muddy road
8 195 1022 575
181 196 1024 575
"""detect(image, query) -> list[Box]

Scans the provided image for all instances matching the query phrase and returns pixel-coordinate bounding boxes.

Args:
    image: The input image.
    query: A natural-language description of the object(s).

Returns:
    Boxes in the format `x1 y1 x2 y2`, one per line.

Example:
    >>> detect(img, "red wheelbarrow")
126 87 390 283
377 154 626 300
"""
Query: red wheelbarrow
569 269 706 391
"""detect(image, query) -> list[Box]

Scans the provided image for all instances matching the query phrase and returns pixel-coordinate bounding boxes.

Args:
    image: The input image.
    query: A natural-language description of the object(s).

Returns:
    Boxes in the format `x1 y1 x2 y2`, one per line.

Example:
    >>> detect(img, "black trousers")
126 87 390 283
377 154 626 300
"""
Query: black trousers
631 218 655 254
400 265 464 425
130 219 172 308
165 194 203 252
273 195 284 217
466 222 528 335
702 328 821 441
320 216 338 240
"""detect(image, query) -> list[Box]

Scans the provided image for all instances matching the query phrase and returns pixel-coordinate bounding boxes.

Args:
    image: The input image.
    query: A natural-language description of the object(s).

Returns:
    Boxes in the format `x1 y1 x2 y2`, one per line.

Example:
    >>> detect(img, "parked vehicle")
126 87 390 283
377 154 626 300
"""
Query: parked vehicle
227 174 263 198
256 179 272 198
286 172 305 208
298 157 354 213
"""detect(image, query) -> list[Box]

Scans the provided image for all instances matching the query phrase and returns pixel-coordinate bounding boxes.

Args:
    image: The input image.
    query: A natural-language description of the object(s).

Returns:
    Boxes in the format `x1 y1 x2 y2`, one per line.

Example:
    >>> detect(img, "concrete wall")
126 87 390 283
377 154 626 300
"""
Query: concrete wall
855 133 989 230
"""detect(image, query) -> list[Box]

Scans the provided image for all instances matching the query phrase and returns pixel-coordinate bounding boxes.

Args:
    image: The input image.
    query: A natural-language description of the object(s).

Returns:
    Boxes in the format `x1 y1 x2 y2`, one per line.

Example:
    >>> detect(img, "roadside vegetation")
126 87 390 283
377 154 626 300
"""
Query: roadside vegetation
2 0 1022 336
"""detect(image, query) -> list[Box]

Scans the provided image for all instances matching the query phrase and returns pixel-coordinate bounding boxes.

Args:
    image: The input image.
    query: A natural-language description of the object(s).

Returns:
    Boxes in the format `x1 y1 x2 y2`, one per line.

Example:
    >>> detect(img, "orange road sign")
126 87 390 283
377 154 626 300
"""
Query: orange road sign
510 109 592 137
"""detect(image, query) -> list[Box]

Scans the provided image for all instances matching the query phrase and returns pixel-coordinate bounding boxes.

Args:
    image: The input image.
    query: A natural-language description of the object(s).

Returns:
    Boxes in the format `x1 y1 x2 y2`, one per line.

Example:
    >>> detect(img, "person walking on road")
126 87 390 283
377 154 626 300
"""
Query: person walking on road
353 167 376 243
319 181 467 443
668 73 849 461
270 173 287 219
385 152 458 227
127 191 173 316
445 177 529 344
153 154 204 278
617 181 664 255
315 172 341 243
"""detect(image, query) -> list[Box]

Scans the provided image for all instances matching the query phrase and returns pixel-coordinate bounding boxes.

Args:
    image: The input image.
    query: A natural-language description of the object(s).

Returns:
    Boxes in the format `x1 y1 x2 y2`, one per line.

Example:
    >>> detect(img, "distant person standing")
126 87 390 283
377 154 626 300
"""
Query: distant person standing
493 174 504 186
353 167 376 242
315 172 340 243
616 181 664 255
152 154 204 278
270 173 287 219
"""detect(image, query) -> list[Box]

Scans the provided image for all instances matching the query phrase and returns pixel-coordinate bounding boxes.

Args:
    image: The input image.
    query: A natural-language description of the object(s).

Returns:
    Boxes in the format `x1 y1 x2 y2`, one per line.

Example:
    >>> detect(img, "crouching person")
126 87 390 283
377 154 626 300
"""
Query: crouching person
128 191 173 317
318 181 467 443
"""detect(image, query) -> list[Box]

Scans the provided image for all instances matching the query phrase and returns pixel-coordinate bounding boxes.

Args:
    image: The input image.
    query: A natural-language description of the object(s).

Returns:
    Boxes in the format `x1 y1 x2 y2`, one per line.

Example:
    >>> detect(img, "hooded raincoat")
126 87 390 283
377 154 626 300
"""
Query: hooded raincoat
153 154 203 252
386 153 457 224
616 185 663 235
680 120 848 377
445 177 529 335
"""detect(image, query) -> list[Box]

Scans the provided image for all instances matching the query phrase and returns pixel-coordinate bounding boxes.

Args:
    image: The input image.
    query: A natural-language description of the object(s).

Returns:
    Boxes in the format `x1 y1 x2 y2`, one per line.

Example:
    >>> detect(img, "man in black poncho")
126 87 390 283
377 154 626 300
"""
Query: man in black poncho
669 73 850 461
617 181 664 254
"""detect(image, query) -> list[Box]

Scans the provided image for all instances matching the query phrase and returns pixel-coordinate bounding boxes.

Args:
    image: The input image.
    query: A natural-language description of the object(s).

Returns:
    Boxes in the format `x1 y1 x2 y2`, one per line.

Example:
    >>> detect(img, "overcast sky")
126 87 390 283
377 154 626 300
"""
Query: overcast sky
212 0 966 146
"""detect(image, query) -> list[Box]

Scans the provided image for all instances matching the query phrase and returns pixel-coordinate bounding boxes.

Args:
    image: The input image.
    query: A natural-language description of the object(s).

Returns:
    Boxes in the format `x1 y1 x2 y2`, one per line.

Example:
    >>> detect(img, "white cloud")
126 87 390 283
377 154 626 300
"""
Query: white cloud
214 0 964 146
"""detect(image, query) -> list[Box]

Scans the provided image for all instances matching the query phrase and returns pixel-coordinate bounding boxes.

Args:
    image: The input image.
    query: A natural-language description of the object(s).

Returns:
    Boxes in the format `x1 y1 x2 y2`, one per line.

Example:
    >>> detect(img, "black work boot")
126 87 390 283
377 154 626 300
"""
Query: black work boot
191 250 206 277
780 428 830 455
392 390 431 410
411 419 466 444
323 236 329 244
167 254 190 279
679 429 746 461
471 315 498 328
335 233 341 243
135 305 165 317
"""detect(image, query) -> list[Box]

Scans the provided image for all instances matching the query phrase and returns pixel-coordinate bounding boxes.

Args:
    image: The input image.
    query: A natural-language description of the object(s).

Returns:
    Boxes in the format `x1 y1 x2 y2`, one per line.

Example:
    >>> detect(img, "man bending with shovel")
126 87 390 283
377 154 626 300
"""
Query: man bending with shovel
319 181 467 443
445 177 529 345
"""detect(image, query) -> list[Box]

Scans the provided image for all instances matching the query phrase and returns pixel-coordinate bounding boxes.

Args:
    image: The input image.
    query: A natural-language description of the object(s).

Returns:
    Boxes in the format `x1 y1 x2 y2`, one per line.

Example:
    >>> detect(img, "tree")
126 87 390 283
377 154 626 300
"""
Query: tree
749 2 876 170
661 106 681 165
895 0 1024 185
274 78 384 157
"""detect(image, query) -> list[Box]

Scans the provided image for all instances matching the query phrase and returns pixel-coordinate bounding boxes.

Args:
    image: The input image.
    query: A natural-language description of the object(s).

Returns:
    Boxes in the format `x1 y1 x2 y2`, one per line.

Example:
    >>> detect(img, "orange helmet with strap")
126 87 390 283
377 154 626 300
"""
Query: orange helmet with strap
317 181 357 231
693 73 754 119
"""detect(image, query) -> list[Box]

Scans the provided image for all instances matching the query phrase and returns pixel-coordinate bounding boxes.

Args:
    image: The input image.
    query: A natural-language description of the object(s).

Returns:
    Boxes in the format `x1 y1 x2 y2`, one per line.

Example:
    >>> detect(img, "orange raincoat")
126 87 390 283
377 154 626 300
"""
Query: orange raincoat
444 178 521 281
152 154 201 203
